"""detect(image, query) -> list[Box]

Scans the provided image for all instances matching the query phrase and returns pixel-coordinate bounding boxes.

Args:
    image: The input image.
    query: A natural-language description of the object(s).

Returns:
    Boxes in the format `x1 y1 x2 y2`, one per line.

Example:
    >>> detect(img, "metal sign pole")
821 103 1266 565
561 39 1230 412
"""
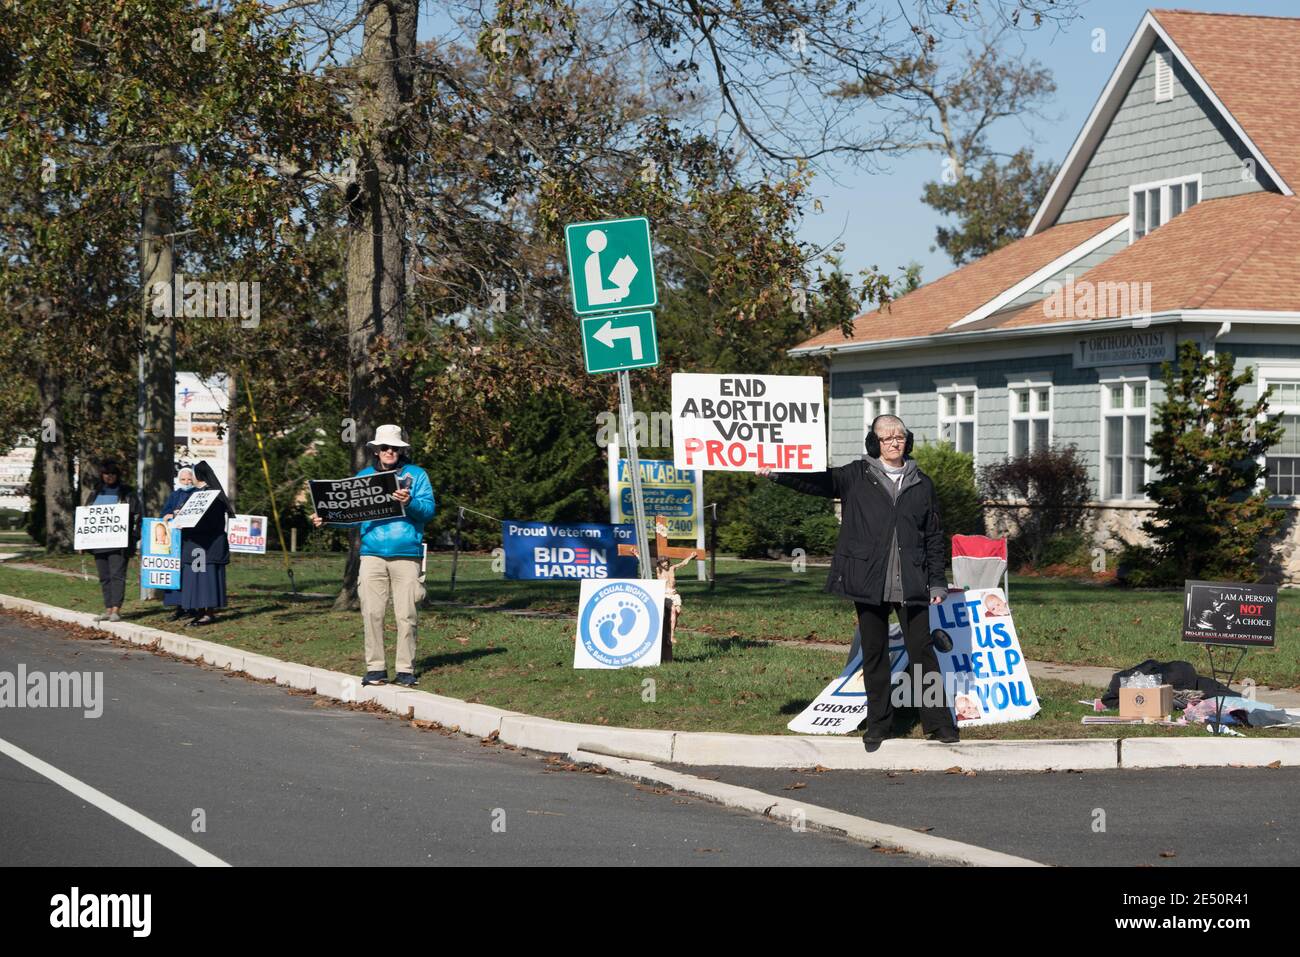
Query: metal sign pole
618 370 652 580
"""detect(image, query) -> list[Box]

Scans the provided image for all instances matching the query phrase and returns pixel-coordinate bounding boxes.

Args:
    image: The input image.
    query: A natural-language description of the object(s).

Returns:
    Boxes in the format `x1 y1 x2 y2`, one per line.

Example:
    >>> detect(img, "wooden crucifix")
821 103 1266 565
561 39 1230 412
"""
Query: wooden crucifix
616 515 697 662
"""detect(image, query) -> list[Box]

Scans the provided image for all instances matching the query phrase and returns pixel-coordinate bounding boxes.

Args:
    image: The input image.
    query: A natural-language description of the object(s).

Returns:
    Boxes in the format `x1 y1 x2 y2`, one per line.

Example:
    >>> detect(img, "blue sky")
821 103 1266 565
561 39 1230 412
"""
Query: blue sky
799 0 1300 287
419 1 1298 289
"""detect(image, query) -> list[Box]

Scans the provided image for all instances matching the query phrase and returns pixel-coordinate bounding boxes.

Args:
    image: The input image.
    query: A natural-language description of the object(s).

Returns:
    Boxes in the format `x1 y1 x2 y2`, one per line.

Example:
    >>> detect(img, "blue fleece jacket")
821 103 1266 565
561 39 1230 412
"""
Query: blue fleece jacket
354 464 436 559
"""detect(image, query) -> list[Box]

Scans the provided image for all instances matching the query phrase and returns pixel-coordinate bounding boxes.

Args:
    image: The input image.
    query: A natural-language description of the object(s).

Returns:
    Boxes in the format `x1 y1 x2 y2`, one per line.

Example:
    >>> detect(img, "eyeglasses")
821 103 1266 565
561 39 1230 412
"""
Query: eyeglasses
376 445 398 453
876 434 907 445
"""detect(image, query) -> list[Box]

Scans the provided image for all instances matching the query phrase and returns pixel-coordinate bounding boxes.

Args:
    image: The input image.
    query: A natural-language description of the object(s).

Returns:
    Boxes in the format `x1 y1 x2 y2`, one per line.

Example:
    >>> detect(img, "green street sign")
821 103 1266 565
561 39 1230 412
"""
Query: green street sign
580 311 659 373
564 217 658 316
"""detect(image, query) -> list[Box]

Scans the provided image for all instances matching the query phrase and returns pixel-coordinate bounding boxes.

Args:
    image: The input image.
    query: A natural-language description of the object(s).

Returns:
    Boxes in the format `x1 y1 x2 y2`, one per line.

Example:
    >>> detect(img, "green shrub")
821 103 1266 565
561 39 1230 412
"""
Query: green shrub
1116 542 1182 588
717 520 761 557
980 444 1091 567
717 474 838 558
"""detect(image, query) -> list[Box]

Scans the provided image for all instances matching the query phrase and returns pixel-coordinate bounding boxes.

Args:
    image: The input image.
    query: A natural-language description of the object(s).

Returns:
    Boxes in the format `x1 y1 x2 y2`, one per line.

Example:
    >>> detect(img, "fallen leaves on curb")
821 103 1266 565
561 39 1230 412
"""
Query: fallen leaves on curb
1159 850 1177 858
783 782 807 791
1267 760 1281 769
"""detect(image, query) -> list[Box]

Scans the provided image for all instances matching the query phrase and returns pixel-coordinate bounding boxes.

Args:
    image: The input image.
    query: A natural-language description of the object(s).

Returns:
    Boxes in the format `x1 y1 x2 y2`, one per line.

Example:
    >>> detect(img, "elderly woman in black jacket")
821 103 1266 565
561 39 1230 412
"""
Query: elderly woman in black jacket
180 461 234 626
763 414 959 750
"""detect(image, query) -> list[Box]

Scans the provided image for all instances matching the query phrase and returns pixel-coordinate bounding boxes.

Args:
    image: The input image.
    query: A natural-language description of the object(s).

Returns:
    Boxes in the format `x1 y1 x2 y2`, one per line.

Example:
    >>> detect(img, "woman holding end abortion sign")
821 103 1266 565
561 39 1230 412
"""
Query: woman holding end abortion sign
761 414 959 751
312 424 436 688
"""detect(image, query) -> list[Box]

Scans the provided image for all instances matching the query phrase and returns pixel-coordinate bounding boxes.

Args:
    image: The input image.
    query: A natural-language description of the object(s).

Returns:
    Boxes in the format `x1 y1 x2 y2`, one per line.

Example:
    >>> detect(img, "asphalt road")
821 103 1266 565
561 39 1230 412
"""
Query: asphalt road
0 612 926 867
669 762 1300 867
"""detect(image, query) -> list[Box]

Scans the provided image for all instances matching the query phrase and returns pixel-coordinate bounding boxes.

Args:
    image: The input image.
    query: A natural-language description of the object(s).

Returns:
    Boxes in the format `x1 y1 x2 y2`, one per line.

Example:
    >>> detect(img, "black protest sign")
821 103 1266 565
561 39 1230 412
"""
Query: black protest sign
310 472 405 524
1183 580 1278 648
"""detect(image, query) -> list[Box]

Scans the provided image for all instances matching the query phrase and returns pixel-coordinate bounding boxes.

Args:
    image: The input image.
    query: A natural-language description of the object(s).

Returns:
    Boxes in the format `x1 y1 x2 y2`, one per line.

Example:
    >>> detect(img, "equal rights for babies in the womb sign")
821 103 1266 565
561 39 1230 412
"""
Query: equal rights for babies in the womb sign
671 373 826 472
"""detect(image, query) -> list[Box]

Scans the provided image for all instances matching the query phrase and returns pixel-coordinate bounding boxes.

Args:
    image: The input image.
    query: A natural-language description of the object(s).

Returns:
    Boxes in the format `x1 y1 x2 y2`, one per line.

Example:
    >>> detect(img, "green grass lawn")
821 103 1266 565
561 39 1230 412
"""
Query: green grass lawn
1 546 1296 738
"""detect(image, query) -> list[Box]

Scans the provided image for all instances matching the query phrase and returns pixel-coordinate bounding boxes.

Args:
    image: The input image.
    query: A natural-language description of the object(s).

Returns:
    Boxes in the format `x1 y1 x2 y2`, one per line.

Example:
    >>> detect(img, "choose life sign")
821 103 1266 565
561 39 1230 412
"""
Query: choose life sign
73 504 130 550
787 588 1039 734
573 578 667 668
140 518 181 591
672 373 827 472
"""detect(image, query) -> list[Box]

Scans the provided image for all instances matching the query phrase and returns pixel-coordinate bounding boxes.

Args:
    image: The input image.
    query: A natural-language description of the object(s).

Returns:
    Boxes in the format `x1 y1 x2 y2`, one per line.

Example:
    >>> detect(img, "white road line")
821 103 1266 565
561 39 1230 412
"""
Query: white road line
0 735 230 867
570 750 1046 867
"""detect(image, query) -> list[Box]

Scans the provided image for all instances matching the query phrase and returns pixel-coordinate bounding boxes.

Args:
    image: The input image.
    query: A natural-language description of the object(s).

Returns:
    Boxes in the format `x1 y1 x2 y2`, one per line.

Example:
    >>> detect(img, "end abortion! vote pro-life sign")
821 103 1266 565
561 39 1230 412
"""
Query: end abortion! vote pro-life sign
671 373 826 472
787 588 1039 734
502 521 639 580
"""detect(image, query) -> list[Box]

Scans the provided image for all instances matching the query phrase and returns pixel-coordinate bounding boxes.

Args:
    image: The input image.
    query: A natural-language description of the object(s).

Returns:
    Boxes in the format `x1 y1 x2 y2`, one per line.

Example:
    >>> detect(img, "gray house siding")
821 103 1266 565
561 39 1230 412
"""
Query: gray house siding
830 349 1182 498
1056 41 1275 226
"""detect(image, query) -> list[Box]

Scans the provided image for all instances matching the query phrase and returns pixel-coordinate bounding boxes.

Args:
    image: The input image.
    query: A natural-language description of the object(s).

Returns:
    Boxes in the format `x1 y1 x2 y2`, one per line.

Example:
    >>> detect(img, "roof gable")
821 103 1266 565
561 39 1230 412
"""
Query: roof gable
1027 9 1296 236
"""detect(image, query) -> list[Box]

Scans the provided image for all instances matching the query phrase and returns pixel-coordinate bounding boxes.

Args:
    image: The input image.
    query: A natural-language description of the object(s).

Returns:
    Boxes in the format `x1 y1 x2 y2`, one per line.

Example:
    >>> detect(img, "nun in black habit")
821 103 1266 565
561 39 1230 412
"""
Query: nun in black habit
181 460 234 625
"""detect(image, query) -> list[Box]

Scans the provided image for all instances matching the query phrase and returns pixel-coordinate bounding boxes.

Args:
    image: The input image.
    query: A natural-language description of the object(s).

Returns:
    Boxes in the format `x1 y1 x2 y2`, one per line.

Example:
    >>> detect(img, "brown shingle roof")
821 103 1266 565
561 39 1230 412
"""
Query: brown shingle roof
1154 9 1300 192
997 192 1300 328
791 214 1123 352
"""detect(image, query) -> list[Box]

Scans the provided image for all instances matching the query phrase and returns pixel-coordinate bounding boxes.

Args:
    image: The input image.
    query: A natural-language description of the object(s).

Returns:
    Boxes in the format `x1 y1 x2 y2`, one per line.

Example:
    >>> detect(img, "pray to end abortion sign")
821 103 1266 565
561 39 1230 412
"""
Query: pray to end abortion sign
671 373 826 473
310 472 404 525
73 504 130 550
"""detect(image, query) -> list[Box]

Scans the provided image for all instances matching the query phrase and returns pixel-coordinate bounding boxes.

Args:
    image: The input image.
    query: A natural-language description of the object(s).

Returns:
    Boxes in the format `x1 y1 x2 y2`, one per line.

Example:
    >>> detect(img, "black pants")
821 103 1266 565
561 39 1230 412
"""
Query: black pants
854 601 956 739
94 551 127 608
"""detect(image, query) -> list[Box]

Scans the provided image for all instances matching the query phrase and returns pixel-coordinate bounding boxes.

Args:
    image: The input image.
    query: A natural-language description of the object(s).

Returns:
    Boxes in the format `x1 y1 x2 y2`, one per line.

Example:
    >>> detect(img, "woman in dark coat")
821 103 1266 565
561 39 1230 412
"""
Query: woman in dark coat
180 461 234 625
763 413 959 750
160 467 197 619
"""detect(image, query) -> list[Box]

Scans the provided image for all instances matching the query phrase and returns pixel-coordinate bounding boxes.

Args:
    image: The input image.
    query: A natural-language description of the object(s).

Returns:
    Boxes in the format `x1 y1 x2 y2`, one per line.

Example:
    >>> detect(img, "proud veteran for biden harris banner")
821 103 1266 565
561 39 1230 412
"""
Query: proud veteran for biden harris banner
502 522 639 579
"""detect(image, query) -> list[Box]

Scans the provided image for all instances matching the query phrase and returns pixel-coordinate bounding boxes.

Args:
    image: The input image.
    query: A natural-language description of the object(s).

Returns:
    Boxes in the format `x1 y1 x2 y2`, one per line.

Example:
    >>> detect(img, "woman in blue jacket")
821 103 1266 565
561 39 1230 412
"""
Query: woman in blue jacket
312 424 436 687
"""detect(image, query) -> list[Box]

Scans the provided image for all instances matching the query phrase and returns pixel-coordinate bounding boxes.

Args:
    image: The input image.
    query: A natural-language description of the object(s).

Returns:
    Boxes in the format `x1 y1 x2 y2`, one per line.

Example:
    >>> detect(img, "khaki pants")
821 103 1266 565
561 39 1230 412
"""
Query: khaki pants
359 555 424 673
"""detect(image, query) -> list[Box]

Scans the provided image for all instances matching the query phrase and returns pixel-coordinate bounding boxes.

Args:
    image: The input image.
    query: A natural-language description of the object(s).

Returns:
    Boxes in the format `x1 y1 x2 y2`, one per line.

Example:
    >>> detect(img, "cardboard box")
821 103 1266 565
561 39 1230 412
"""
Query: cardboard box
1119 684 1173 719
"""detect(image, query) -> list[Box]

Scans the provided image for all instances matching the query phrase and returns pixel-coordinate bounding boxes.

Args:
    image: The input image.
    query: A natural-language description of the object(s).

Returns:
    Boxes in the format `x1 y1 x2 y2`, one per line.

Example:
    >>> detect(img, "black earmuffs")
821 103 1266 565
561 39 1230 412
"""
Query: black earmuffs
865 414 914 458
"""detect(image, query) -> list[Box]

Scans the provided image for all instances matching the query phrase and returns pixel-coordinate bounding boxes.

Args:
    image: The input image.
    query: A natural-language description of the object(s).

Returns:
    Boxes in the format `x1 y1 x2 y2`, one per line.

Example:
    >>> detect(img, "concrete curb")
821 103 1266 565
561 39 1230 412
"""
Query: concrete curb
4 593 1300 770
567 750 1045 867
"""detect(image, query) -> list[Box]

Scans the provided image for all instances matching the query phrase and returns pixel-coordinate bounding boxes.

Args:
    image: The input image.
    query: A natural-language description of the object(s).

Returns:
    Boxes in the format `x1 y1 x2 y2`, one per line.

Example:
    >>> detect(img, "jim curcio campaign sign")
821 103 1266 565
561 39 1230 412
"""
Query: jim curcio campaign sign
671 373 826 472
502 521 639 580
787 588 1039 734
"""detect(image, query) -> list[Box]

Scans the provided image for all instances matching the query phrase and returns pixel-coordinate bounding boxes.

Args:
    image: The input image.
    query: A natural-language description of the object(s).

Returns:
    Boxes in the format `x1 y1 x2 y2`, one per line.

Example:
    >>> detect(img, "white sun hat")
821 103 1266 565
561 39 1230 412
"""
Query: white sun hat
366 424 411 449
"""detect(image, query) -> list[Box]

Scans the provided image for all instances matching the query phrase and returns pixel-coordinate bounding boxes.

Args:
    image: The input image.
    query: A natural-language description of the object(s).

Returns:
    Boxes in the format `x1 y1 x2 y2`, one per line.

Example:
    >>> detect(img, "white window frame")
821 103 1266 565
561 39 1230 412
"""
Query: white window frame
1129 173 1202 243
1098 369 1151 503
1007 376 1053 458
862 385 900 433
1257 366 1300 500
935 379 978 456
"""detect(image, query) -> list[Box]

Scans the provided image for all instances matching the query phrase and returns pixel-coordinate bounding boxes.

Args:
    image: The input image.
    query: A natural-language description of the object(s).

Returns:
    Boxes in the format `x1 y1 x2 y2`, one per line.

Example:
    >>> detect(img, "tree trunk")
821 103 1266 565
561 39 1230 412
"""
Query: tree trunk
137 149 176 601
335 0 417 610
139 149 176 522
37 369 74 553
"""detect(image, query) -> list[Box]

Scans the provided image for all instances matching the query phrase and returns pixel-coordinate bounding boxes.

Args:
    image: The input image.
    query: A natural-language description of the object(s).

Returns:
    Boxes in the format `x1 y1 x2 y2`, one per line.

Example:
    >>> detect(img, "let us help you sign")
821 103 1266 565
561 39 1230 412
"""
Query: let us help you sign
671 373 826 472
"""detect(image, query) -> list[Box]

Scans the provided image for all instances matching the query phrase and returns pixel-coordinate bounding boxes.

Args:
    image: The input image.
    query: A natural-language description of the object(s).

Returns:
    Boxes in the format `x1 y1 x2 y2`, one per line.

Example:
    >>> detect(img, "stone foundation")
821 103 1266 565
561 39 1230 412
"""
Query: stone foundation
981 501 1300 583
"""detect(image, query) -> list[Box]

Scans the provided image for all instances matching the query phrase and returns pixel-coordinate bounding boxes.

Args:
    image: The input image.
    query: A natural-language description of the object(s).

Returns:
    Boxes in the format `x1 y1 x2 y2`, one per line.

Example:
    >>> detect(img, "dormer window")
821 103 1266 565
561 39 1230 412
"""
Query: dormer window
1131 174 1200 241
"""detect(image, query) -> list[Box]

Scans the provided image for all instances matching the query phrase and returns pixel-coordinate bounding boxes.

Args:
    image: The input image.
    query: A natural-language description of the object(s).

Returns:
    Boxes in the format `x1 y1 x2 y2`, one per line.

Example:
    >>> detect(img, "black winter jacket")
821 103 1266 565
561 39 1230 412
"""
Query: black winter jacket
774 458 946 605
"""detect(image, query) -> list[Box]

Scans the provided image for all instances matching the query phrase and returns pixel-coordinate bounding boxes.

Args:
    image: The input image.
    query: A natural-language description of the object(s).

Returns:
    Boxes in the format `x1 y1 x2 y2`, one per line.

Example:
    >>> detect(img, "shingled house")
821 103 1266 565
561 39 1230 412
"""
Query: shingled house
790 9 1300 578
